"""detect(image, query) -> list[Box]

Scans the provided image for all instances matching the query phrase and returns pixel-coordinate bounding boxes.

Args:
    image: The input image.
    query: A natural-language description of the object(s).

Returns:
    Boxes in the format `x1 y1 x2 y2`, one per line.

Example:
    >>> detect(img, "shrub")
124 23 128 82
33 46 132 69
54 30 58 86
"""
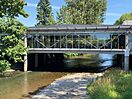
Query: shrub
0 60 10 75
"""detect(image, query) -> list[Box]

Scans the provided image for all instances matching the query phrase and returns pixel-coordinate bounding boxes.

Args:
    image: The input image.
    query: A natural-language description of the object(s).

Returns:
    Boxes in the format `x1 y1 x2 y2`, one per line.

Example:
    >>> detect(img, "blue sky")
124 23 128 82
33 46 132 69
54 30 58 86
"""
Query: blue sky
18 0 132 26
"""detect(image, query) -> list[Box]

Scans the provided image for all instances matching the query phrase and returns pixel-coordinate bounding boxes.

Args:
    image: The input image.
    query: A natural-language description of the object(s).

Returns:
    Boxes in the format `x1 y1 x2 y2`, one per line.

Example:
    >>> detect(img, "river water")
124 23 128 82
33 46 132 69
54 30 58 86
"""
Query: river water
0 54 113 99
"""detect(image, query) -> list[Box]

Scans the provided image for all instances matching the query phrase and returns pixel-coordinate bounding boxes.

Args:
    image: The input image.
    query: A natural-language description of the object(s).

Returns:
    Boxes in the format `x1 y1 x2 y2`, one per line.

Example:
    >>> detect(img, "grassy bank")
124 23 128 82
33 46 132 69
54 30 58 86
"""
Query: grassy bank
64 53 96 58
88 68 132 99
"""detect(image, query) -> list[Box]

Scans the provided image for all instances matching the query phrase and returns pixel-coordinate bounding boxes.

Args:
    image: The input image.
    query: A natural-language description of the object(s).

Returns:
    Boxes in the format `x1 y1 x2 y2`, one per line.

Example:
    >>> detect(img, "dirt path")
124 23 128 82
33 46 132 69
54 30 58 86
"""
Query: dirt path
31 73 103 99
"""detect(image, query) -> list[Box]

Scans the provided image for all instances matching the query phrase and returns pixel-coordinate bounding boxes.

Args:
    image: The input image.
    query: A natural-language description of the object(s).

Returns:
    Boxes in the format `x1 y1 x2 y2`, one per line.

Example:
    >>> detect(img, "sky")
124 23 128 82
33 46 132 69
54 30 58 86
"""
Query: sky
18 0 132 26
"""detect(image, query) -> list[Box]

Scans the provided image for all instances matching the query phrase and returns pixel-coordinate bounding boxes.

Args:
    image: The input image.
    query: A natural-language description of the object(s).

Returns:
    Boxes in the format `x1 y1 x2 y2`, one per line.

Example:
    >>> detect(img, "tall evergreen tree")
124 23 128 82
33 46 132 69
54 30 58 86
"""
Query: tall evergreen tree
36 0 55 26
57 0 107 24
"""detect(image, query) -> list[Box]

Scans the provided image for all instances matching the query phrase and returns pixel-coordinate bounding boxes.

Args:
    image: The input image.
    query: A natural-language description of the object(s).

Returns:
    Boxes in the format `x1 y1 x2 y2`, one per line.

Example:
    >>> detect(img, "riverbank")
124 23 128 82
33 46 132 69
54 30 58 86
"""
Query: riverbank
32 73 103 99
0 70 24 78
88 68 132 99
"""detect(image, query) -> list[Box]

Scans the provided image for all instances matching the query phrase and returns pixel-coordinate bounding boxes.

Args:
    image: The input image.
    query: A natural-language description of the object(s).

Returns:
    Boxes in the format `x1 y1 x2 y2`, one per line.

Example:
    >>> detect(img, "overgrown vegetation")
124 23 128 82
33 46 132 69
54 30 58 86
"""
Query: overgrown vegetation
88 68 132 99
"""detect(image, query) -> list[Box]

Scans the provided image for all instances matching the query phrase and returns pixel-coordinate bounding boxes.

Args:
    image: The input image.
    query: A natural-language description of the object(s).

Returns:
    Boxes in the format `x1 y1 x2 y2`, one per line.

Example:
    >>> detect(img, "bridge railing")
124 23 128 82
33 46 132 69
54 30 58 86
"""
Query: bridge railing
27 32 125 50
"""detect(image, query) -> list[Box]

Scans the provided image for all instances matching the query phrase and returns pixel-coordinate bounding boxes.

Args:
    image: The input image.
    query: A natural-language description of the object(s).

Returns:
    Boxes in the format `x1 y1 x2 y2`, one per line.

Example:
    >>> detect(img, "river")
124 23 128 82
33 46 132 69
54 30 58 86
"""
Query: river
0 54 114 99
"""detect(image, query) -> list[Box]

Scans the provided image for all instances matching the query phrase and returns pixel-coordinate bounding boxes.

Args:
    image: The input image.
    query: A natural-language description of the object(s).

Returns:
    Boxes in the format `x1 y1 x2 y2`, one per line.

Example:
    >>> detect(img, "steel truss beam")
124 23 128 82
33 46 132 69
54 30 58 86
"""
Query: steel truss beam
27 32 126 50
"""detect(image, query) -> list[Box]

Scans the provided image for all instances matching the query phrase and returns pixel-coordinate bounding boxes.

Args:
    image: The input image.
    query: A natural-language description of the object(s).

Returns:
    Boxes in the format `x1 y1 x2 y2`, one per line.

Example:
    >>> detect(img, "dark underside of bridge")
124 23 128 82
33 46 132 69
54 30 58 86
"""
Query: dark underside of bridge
16 53 130 73
10 53 132 72
27 53 106 73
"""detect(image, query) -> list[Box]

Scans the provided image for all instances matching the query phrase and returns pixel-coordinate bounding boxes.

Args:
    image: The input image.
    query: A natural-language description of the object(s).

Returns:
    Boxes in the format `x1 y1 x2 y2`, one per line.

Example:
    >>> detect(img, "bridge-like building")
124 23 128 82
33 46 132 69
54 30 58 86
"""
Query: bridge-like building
24 24 132 71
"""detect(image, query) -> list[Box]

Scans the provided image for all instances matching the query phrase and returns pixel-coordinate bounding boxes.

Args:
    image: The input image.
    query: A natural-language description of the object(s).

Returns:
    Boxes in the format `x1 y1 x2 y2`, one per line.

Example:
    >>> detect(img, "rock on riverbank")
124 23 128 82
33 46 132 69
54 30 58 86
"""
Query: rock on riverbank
32 73 103 99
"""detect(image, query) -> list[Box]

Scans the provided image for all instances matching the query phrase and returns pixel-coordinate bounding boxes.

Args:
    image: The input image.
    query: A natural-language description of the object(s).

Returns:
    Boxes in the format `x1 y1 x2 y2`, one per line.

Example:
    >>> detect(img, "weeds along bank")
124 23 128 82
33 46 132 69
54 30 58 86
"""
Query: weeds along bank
64 53 96 58
88 68 132 99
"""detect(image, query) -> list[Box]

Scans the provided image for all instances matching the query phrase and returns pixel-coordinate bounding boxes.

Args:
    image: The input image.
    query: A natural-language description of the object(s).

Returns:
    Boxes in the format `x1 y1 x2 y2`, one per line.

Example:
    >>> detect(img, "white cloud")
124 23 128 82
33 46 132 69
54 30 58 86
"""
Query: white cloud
106 13 121 17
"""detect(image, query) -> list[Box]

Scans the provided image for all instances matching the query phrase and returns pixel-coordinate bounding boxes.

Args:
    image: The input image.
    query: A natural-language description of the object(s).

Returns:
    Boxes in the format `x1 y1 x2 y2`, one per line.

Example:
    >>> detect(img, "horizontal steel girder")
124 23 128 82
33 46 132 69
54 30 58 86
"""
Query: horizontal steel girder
28 48 126 54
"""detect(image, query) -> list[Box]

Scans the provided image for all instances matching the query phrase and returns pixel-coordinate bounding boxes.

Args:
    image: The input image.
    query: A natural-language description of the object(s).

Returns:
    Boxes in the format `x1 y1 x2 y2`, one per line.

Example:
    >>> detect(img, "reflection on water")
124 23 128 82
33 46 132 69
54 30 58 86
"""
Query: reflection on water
0 54 114 99
64 54 100 68
99 54 114 67
99 54 114 61
63 54 114 71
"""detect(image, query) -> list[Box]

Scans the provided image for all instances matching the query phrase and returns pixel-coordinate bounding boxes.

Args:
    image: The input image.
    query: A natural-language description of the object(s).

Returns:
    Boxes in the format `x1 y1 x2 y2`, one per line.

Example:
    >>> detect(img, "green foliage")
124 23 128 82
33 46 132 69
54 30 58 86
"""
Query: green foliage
88 69 132 99
115 12 132 25
0 0 29 18
36 0 55 25
64 53 79 57
57 0 107 24
0 60 10 75
0 18 27 73
0 0 28 73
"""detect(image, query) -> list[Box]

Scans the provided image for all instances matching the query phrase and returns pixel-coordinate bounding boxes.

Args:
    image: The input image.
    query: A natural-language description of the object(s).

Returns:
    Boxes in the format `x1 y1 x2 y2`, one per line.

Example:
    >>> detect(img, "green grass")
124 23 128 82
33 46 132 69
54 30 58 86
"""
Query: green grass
88 68 132 99
64 53 96 58
64 53 79 58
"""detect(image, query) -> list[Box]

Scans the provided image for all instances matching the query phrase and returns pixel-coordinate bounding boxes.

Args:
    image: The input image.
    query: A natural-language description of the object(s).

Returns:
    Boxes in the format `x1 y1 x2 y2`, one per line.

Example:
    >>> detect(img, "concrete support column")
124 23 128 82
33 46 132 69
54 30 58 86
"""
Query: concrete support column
124 54 129 71
24 55 28 72
124 33 129 71
24 34 28 72
35 54 38 68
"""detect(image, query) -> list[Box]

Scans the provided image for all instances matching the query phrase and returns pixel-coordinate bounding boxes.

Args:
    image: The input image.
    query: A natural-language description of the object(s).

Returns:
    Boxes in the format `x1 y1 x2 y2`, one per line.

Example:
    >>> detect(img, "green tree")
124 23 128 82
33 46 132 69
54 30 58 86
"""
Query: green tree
0 0 28 74
0 18 27 61
115 12 132 25
57 0 107 24
0 18 27 74
36 0 55 25
0 0 29 18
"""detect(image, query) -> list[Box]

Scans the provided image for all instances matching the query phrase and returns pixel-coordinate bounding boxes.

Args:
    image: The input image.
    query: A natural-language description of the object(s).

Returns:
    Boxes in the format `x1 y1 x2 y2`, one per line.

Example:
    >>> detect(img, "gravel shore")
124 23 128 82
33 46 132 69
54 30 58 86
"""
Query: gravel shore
31 73 103 99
